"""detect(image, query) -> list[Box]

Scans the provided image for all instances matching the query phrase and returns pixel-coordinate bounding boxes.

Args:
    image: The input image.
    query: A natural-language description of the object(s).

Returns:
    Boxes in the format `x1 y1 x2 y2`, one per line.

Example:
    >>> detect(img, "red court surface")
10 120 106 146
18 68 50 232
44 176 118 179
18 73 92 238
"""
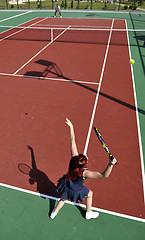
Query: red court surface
0 17 144 221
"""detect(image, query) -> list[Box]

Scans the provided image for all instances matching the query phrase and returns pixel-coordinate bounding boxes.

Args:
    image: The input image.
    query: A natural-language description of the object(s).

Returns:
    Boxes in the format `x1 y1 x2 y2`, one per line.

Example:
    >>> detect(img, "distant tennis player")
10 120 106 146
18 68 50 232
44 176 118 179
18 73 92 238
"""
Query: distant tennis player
54 4 62 17
50 118 117 220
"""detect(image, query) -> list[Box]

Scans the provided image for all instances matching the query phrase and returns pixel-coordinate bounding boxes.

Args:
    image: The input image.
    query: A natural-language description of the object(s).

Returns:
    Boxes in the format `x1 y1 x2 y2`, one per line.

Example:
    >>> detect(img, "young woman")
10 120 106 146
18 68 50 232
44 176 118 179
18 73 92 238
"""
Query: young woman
50 118 117 220
54 4 62 17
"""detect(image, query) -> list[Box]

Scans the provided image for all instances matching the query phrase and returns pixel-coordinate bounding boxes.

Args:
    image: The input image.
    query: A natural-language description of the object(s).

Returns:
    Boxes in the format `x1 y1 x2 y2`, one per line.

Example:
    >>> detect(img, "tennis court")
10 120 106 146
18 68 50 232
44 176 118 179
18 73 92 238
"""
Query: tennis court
0 10 145 240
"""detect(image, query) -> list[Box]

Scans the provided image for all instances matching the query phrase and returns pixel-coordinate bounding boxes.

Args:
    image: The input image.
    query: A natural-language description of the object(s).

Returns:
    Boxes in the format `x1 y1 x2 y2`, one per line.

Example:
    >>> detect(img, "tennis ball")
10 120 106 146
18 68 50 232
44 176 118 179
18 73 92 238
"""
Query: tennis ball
130 59 135 64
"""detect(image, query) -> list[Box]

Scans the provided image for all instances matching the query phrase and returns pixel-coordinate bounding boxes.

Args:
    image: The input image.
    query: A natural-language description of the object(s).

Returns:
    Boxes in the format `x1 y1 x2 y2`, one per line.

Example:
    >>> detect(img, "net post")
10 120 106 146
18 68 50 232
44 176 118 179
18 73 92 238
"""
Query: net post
51 28 53 42
143 41 145 48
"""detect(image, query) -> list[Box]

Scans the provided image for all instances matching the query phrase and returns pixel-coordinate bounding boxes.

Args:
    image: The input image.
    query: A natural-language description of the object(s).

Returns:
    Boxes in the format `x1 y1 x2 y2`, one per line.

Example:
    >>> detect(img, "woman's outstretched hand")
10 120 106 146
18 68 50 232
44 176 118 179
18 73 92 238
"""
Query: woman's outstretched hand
65 118 73 128
65 118 78 157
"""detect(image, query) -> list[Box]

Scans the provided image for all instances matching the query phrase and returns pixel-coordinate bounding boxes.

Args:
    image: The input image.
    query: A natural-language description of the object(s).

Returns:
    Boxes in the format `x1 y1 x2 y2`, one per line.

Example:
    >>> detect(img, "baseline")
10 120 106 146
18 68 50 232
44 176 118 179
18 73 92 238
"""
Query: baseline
0 182 145 223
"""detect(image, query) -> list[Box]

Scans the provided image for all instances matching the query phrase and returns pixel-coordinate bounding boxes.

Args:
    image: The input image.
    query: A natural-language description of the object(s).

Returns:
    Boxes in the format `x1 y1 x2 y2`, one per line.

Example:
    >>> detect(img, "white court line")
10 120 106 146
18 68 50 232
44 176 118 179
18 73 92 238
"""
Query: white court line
83 19 114 155
13 25 71 75
0 17 48 43
0 18 39 35
0 17 42 36
0 72 100 86
0 182 145 223
125 20 145 203
1 25 145 32
0 11 32 23
0 18 144 222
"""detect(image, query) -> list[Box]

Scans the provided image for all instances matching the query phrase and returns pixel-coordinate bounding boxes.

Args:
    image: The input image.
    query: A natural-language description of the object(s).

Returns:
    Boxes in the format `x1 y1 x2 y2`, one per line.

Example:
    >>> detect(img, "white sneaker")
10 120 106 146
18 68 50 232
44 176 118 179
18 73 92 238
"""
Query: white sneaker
60 16 62 18
54 16 56 18
85 211 99 220
50 209 58 219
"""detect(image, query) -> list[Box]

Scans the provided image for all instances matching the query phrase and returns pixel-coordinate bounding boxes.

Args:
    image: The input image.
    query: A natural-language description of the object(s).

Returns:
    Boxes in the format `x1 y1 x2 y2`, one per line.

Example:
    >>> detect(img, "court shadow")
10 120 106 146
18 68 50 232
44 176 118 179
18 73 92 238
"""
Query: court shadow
134 35 145 42
86 13 97 17
24 71 43 77
75 204 86 219
24 58 145 116
99 91 145 115
72 80 145 116
24 59 64 79
129 12 145 76
28 146 59 198
18 146 60 199
48 199 56 217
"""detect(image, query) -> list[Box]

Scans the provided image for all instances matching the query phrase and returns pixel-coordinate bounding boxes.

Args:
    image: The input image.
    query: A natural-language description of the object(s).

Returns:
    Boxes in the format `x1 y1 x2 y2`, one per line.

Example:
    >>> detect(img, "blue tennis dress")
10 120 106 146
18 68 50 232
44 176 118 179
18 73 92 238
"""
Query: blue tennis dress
56 171 89 203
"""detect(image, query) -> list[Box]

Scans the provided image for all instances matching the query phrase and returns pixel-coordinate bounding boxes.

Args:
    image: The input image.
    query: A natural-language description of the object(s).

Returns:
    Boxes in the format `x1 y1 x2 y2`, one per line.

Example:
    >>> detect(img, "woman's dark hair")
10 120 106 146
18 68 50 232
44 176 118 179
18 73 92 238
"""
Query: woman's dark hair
66 154 88 181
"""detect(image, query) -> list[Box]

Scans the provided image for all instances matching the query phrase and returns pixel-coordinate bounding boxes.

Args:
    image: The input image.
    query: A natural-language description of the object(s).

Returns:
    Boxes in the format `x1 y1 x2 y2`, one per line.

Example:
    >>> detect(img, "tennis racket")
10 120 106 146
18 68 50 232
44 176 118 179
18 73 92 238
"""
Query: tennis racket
94 127 117 164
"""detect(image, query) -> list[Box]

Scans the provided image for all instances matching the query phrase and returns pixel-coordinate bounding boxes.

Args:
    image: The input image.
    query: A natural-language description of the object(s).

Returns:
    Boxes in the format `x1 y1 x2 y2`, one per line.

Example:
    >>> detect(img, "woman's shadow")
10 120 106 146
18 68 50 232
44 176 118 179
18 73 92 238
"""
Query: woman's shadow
18 146 60 216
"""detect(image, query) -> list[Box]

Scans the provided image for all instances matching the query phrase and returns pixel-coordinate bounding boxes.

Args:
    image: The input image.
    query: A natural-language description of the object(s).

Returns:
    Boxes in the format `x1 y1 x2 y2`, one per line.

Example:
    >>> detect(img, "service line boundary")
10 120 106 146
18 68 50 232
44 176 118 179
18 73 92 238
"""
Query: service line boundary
0 72 100 86
13 25 72 75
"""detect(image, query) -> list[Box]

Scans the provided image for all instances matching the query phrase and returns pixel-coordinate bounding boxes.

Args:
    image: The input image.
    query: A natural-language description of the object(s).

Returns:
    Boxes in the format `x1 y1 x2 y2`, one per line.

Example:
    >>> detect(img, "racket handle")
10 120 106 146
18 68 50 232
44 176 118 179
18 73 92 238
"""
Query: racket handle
109 155 117 165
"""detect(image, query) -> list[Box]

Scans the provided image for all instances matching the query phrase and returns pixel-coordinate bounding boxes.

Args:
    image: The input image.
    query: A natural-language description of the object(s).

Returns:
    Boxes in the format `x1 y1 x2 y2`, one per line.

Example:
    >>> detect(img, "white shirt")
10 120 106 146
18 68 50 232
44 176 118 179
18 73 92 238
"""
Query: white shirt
55 5 60 11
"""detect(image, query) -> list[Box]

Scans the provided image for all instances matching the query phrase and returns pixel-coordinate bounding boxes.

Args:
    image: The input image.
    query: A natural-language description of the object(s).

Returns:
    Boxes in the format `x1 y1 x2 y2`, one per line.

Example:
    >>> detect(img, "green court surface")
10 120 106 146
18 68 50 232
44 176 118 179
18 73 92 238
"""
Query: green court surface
0 10 145 240
0 185 145 240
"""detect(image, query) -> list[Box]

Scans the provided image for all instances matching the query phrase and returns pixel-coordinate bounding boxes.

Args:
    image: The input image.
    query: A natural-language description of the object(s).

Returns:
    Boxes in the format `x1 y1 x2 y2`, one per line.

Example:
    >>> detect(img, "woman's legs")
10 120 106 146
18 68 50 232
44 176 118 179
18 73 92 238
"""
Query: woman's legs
50 199 66 219
85 190 93 212
55 199 66 213
50 190 99 219
85 190 99 219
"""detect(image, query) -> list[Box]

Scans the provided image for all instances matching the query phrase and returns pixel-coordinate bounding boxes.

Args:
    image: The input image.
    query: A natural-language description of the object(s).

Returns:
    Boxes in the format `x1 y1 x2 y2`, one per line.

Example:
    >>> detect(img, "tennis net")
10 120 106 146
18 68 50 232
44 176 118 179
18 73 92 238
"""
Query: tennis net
0 25 145 46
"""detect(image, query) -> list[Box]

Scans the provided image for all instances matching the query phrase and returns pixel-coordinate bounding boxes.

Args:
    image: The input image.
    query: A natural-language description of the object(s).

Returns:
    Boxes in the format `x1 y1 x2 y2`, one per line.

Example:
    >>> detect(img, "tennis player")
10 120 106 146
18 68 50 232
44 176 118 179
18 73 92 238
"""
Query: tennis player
50 118 117 220
54 4 62 17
